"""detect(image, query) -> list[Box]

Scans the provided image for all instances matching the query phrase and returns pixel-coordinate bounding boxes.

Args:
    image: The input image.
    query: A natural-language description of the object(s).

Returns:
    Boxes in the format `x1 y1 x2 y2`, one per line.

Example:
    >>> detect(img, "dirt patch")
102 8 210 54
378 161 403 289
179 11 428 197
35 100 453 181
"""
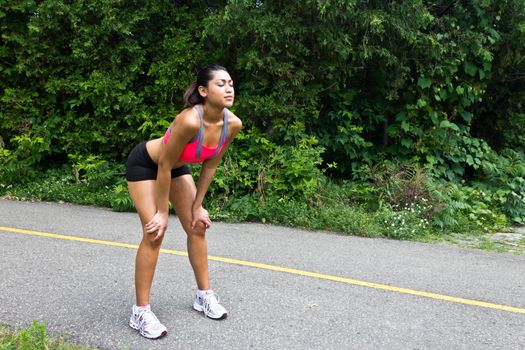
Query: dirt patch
449 226 525 254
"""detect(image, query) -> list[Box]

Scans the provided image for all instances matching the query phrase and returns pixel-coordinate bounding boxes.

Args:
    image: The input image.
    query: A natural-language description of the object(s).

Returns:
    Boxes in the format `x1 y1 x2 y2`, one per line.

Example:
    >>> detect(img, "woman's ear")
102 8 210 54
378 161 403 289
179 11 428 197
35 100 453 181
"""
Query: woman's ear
198 86 207 98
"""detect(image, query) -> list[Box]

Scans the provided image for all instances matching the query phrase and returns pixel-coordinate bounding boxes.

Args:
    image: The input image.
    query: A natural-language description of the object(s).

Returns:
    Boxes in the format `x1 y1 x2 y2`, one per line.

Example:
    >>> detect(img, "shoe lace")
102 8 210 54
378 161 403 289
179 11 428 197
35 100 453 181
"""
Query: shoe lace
138 309 160 329
202 292 220 316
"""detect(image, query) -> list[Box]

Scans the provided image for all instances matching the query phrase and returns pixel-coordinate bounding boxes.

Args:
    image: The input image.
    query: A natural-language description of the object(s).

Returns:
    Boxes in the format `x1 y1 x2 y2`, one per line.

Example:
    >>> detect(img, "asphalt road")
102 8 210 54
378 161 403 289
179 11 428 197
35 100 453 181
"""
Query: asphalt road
1 199 524 349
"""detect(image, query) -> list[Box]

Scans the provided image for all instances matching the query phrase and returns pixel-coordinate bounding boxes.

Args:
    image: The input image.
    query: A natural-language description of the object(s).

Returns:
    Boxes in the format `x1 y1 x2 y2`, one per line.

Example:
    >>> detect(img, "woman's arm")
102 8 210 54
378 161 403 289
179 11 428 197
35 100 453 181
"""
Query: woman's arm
191 114 243 229
145 110 200 239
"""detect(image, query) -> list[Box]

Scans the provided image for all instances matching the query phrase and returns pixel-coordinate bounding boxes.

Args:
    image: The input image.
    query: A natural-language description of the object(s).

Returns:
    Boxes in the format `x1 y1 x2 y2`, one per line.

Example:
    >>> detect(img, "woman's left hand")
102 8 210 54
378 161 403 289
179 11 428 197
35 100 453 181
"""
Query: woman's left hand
191 205 212 230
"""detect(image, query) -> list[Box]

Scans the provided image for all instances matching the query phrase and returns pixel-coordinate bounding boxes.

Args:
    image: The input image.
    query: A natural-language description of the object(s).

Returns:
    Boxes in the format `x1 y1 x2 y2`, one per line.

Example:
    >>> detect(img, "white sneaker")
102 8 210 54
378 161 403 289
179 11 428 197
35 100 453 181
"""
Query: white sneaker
129 305 167 339
193 290 228 320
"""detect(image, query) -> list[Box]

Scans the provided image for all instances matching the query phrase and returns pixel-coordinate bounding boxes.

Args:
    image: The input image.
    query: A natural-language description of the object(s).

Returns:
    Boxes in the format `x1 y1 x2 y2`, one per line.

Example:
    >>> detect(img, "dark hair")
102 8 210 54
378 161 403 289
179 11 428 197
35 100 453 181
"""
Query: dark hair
183 64 228 107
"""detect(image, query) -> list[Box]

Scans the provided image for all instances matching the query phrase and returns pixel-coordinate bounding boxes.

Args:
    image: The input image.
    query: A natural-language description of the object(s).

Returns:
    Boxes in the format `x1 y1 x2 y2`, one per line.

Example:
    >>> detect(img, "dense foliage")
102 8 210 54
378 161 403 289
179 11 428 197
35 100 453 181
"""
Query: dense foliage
1 0 524 237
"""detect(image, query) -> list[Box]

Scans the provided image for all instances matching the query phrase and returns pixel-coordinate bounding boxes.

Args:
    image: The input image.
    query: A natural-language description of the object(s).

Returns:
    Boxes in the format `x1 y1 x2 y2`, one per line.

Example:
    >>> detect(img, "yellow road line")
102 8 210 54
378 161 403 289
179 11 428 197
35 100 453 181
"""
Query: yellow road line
1 226 525 315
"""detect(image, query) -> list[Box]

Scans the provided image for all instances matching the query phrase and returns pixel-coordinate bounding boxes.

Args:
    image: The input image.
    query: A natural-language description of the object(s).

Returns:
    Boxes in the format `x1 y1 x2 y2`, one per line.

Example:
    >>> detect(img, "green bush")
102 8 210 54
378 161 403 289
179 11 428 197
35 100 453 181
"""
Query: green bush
0 131 51 184
377 203 432 240
1 1 524 238
204 123 325 202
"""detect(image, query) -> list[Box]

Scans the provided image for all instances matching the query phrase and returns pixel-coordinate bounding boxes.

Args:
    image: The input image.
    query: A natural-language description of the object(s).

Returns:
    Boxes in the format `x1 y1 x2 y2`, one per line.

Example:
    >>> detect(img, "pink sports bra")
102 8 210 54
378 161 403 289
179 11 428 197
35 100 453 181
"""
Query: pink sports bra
163 105 229 163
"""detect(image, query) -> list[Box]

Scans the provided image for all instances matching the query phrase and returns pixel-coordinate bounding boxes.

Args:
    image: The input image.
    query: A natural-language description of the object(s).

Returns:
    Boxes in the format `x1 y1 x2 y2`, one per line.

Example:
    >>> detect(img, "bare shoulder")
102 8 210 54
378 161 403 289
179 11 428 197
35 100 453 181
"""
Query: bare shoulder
173 107 201 133
226 110 243 132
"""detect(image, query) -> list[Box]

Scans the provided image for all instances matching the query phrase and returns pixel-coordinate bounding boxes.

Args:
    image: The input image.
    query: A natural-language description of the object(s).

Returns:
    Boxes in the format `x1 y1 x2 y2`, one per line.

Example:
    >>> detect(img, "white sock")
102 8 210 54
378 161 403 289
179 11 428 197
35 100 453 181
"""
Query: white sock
135 304 150 311
197 289 211 297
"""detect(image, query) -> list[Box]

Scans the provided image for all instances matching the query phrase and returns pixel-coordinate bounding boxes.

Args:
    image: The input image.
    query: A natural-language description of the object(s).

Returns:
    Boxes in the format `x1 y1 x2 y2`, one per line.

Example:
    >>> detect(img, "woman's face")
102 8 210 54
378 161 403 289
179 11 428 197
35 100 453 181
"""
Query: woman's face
200 70 235 108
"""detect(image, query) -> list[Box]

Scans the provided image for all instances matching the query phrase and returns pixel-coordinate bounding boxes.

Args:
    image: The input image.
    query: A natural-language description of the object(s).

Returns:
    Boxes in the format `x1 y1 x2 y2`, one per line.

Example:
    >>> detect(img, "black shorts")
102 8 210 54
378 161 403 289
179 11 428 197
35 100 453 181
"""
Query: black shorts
125 141 191 181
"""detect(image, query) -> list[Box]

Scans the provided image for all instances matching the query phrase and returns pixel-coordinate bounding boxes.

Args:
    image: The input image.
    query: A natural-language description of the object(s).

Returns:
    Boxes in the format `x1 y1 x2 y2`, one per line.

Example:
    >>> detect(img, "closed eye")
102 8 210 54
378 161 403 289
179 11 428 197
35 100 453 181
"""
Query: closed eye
217 79 234 87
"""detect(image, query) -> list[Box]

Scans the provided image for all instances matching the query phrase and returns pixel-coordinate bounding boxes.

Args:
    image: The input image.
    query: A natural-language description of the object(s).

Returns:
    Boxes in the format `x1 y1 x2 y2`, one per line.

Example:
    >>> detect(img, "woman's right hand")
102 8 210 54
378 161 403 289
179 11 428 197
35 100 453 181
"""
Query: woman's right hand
145 212 169 241
191 205 212 230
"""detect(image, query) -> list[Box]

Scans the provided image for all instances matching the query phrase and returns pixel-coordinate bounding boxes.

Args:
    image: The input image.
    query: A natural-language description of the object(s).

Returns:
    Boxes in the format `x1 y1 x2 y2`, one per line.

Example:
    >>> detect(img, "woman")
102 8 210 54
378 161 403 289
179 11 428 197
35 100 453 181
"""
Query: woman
125 64 242 339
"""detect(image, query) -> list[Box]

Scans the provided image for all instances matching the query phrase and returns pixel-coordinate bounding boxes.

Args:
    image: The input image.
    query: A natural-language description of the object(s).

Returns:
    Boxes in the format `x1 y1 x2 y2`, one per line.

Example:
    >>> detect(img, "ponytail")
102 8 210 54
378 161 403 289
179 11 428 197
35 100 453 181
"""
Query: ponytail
183 82 203 107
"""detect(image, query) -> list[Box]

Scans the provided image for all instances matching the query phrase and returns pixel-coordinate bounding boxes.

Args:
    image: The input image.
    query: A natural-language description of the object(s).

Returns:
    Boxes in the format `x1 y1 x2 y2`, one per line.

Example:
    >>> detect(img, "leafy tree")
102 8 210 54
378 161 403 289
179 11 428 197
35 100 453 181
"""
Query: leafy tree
1 0 524 223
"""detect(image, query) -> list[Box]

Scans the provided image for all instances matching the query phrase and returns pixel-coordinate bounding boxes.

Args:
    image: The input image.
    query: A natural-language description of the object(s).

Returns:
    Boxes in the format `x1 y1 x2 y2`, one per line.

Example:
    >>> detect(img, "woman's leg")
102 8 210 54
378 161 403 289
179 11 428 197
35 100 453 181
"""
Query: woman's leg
128 180 164 306
169 174 210 290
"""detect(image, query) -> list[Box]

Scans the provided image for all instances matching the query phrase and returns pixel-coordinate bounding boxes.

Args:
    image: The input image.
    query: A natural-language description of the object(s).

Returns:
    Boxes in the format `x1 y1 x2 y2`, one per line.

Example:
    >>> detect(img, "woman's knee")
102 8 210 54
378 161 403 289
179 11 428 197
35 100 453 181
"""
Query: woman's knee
140 229 164 247
183 221 207 238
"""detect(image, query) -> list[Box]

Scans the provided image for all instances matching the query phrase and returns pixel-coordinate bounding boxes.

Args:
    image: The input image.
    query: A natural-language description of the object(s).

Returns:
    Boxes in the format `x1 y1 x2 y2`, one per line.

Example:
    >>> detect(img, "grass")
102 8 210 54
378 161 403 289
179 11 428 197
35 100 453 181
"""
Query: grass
0 321 97 350
0 166 521 255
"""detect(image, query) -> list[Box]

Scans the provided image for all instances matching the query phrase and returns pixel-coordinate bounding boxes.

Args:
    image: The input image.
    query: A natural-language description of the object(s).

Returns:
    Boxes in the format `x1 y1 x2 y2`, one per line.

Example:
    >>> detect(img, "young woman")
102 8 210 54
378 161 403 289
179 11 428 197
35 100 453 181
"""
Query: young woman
125 65 242 339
